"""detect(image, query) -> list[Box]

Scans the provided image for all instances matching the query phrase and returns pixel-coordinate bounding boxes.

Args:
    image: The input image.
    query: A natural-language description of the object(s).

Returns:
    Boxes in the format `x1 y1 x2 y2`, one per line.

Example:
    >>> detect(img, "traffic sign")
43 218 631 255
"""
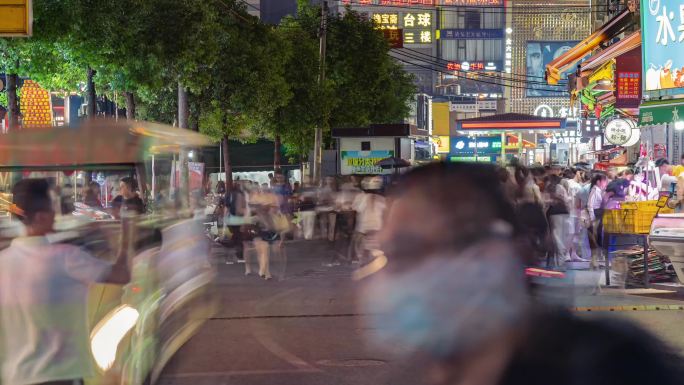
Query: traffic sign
0 0 32 37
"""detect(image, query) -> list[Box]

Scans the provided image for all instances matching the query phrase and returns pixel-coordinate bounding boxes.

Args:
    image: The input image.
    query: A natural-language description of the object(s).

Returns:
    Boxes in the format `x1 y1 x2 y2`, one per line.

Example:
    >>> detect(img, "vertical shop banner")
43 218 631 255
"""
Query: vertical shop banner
188 162 205 191
615 47 642 108
341 150 393 175
641 0 684 91
526 41 579 97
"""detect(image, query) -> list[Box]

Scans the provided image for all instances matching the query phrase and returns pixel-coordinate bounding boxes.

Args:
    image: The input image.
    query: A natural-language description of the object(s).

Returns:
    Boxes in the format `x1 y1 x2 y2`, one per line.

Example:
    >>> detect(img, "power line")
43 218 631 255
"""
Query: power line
392 48 567 87
391 50 567 93
333 0 607 14
398 46 568 83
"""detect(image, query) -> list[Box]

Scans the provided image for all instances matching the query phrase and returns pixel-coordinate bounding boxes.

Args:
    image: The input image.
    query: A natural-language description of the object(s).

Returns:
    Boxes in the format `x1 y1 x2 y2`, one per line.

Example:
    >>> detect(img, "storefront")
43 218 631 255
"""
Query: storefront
332 123 429 175
449 113 565 165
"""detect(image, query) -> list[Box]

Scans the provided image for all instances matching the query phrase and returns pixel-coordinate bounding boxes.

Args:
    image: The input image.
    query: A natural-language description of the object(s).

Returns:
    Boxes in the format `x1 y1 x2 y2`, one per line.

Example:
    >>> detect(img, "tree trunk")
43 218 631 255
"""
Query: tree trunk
6 73 19 131
222 135 233 191
86 67 97 118
125 92 136 120
274 132 282 174
177 82 190 208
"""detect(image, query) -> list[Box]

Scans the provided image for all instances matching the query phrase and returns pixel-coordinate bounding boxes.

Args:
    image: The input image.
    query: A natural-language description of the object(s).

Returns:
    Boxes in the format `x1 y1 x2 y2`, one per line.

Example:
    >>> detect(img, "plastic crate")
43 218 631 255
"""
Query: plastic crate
603 201 673 234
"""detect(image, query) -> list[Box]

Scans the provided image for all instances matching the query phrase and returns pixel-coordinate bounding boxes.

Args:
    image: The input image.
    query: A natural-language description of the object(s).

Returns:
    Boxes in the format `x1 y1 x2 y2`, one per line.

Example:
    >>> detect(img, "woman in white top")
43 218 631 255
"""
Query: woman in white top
587 173 608 267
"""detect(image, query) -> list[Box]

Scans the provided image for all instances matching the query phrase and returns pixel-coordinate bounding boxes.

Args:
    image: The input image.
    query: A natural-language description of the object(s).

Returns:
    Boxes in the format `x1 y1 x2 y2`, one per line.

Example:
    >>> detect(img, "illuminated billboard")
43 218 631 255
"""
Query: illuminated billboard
526 41 578 97
641 0 684 91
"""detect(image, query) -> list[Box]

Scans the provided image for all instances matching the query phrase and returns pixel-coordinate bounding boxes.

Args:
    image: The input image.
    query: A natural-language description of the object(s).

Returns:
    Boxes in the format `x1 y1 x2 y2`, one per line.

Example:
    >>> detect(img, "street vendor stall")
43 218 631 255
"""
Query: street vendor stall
603 200 674 286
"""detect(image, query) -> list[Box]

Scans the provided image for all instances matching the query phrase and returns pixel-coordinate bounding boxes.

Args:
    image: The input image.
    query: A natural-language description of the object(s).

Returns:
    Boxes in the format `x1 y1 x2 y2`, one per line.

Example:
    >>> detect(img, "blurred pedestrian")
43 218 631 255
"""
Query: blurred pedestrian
347 176 386 266
544 174 571 266
514 166 549 263
111 176 145 218
0 179 131 385
360 162 683 385
83 181 103 209
316 176 338 242
588 173 608 267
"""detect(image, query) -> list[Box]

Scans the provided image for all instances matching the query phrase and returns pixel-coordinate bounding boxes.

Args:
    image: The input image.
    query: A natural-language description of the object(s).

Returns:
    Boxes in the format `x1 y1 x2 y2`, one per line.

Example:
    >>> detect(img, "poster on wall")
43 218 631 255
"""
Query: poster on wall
526 41 579 97
641 0 684 91
341 150 394 175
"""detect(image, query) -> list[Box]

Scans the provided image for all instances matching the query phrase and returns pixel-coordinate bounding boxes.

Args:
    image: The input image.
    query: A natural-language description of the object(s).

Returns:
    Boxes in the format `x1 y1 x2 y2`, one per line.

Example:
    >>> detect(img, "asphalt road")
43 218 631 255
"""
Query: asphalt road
158 240 684 385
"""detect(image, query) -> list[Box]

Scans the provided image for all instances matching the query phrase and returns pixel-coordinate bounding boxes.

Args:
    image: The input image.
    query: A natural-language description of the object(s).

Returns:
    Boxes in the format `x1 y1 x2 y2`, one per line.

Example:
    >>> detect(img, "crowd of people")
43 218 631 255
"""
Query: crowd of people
208 173 389 279
500 162 669 269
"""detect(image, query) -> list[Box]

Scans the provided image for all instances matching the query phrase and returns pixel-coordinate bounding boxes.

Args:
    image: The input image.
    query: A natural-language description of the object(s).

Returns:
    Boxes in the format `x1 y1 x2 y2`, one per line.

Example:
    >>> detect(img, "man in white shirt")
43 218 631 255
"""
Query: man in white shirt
0 179 131 385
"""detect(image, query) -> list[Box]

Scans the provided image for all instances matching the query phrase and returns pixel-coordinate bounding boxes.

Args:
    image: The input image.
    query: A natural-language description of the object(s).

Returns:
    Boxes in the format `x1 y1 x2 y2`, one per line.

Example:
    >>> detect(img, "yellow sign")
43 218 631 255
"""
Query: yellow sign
0 0 32 37
432 102 450 136
373 13 399 30
435 136 450 154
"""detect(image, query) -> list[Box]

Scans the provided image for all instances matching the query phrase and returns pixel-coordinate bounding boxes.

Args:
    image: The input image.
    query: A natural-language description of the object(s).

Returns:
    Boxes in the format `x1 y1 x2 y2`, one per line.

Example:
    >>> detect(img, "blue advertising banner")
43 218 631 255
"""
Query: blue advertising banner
641 0 684 91
526 41 578 97
449 135 502 156
440 29 503 40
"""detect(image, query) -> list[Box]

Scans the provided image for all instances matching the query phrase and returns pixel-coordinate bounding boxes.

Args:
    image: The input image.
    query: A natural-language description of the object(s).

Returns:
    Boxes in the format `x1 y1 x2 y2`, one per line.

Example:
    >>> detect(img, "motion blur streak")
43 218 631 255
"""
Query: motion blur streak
90 305 140 371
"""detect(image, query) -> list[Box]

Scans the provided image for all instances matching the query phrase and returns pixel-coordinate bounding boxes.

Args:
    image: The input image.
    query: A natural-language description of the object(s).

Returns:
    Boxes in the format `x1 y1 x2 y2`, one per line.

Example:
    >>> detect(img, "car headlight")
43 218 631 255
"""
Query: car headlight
90 305 139 371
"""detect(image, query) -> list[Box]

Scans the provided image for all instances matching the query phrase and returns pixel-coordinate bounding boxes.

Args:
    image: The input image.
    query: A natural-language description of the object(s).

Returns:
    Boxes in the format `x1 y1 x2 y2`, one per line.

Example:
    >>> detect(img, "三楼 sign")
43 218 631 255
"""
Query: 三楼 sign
341 150 394 175
0 0 32 37
641 0 684 91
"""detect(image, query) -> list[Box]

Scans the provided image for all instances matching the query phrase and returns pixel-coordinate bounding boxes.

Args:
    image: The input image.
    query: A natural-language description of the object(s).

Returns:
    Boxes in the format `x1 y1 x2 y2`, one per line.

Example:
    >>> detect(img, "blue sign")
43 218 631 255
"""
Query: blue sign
449 136 502 156
440 29 504 40
641 0 684 91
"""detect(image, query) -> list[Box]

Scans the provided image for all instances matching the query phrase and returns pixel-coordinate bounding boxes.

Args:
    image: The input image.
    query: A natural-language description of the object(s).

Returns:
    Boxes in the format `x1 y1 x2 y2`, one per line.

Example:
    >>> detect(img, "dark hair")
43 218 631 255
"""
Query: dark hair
12 179 53 224
120 176 138 191
655 158 670 167
562 168 576 179
391 162 519 240
590 173 607 188
544 174 562 193
623 168 635 176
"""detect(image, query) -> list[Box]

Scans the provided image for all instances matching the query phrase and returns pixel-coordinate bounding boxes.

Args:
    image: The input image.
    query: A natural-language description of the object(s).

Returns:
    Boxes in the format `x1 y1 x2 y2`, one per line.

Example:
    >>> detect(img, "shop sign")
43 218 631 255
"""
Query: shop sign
615 47 642 108
604 118 637 146
446 61 500 72
533 104 579 120
341 150 393 175
439 29 503 40
505 29 512 74
0 0 32 37
342 0 502 6
188 162 205 191
450 135 502 155
638 100 684 125
402 12 433 45
372 13 399 30
440 0 503 5
381 29 404 48
641 0 684 91
20 80 52 128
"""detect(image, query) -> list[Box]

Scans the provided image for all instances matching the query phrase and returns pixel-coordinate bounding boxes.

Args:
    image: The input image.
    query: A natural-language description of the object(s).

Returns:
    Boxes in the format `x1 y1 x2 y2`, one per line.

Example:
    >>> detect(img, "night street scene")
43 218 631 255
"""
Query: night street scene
5 1 684 385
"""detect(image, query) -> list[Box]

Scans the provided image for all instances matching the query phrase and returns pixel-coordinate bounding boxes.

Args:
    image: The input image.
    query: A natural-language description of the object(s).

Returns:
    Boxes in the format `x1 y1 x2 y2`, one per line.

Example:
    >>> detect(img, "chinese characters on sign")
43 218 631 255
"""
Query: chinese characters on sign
402 12 432 45
642 0 684 90
440 0 503 5
617 72 640 99
446 61 500 72
343 0 502 5
381 29 404 48
372 13 399 29
440 29 504 39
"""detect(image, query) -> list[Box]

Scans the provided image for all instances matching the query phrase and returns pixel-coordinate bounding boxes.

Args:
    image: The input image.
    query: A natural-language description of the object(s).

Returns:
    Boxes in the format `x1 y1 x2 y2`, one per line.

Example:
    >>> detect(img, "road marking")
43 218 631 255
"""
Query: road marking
253 332 322 372
573 305 684 312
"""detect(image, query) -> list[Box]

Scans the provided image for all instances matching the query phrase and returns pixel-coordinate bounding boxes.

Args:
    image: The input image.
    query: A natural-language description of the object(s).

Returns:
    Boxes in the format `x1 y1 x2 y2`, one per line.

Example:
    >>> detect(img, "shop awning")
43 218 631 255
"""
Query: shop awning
638 99 684 126
545 8 636 85
579 31 641 74
452 113 566 134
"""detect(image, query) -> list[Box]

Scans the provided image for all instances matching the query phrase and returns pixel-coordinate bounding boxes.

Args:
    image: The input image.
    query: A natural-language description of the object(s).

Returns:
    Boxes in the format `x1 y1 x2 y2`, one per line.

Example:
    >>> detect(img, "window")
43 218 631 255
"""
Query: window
464 10 480 29
482 8 503 29
361 141 371 151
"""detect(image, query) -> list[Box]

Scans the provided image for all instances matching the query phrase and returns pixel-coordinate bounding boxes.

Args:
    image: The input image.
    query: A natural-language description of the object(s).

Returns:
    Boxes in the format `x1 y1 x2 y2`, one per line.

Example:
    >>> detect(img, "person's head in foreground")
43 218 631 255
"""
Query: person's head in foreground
359 162 684 385
12 178 55 236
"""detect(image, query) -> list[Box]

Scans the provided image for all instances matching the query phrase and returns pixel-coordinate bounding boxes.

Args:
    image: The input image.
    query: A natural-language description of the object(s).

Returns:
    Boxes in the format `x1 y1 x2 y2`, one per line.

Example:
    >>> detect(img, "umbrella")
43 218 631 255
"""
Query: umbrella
0 119 212 170
375 157 411 169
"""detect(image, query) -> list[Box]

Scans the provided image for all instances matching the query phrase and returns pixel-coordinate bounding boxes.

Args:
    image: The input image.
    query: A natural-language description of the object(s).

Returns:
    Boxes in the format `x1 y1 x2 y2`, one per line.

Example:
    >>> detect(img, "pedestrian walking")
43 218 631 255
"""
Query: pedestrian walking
544 174 571 266
349 177 386 266
0 179 131 385
587 173 608 268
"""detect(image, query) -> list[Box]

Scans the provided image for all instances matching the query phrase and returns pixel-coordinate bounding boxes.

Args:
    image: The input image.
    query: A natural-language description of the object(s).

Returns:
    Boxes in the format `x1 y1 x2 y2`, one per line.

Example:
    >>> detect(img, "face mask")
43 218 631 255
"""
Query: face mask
359 237 529 359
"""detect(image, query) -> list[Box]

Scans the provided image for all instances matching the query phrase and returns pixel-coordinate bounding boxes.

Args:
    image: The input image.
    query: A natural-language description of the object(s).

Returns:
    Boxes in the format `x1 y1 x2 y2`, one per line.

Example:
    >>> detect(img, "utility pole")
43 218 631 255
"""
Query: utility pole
313 0 328 186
